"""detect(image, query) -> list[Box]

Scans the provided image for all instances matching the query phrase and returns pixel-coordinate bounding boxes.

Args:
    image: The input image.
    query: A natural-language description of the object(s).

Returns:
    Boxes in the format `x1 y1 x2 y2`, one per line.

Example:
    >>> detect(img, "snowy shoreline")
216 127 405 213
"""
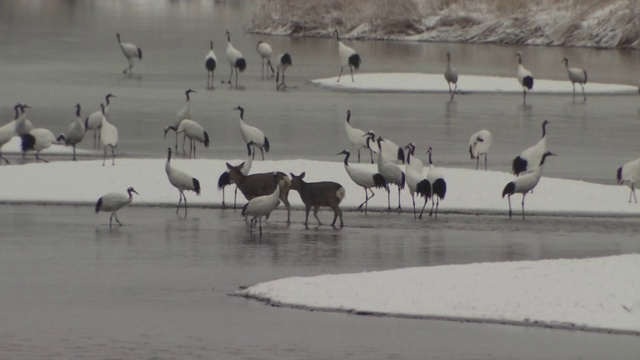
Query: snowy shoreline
238 255 640 336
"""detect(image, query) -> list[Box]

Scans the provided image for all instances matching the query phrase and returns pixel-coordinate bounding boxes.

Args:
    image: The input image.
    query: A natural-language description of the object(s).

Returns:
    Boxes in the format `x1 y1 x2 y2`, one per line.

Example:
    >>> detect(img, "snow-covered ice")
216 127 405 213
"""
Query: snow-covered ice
311 73 638 94
1 158 639 217
239 254 640 334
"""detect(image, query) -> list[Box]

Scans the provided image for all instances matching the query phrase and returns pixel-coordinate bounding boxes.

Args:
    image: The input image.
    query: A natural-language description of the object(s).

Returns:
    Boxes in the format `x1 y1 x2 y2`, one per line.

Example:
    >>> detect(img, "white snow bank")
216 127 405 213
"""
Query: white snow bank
0 158 638 217
311 73 638 94
240 254 640 334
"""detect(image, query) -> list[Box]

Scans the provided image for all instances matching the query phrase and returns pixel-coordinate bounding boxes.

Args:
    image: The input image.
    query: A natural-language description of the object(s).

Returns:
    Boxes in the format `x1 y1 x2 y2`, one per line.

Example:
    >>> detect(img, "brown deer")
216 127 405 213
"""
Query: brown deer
226 162 291 223
289 172 345 228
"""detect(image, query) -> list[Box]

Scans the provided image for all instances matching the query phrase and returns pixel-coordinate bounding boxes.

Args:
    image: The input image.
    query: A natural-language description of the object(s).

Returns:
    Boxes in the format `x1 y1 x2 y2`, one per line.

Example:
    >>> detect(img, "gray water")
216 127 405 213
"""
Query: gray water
1 1 640 359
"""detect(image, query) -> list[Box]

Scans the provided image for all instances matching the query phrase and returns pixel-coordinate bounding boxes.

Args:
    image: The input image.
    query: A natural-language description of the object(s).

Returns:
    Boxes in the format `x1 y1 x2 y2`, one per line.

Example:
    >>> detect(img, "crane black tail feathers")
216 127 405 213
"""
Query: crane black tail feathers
193 178 201 195
399 172 406 190
203 132 210 147
137 48 143 60
349 54 361 71
206 58 216 71
95 197 103 213
616 167 623 184
236 58 247 72
241 202 249 217
512 156 528 176
373 173 387 189
523 76 533 90
416 179 432 199
263 137 270 152
84 117 89 130
469 144 475 159
583 70 588 84
502 182 516 197
397 148 405 164
218 171 231 190
433 178 446 199
20 134 36 152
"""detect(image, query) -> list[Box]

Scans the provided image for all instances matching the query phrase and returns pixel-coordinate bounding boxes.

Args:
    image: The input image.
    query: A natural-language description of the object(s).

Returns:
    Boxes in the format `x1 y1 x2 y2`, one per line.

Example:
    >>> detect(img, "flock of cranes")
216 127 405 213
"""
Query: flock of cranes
1 29 638 230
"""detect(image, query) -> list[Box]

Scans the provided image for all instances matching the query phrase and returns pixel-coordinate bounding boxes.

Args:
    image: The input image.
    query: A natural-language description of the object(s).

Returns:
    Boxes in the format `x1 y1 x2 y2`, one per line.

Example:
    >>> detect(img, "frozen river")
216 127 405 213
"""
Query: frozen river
1 0 640 359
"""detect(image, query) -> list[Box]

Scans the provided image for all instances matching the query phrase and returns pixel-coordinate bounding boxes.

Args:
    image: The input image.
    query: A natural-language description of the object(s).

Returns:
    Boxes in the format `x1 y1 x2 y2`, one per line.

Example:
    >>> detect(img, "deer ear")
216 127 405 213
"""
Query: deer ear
238 162 245 169
290 172 294 178
300 172 306 179
226 162 232 170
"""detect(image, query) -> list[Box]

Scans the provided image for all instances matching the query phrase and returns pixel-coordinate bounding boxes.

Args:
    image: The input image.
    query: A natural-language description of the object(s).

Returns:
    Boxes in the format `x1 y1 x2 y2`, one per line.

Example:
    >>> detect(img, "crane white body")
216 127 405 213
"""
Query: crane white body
335 30 360 82
225 31 246 87
503 152 555 219
563 57 587 101
234 106 269 160
57 104 86 161
0 104 22 164
168 89 196 151
444 52 458 100
424 147 447 218
21 128 57 163
206 41 217 88
174 119 210 159
95 187 138 227
15 104 33 137
117 33 142 74
337 149 386 214
512 120 549 176
468 129 493 171
405 149 431 219
516 52 534 104
344 110 372 163
165 147 201 216
404 143 424 175
617 157 640 203
218 142 254 208
376 137 405 210
100 104 118 166
256 41 274 79
242 180 280 234
275 53 292 90
366 131 404 164
85 93 115 149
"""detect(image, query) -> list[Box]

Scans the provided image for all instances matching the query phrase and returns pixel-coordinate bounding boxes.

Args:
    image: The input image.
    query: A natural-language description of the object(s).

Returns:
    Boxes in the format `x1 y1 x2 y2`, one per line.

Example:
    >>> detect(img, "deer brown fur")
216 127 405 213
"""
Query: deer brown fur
226 162 291 222
289 172 345 227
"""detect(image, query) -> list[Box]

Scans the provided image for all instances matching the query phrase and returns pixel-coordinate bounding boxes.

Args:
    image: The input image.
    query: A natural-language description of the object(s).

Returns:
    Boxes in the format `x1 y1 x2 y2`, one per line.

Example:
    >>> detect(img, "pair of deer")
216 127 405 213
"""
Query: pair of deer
224 162 345 231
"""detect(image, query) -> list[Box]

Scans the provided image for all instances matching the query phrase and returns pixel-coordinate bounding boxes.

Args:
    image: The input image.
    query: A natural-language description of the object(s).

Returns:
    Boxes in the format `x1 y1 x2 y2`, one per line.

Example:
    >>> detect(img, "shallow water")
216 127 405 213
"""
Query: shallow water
1 1 640 358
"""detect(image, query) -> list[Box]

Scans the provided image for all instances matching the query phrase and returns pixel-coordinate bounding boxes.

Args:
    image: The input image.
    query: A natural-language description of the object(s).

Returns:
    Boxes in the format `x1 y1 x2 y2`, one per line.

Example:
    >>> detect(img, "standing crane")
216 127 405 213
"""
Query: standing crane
616 157 640 203
444 52 459 100
468 129 493 171
165 147 201 216
95 187 139 227
206 41 217 88
337 149 387 214
275 53 292 90
225 30 247 87
116 33 142 75
57 104 86 161
516 51 534 105
502 152 556 219
99 103 118 166
335 30 361 82
256 41 275 79
85 93 115 149
234 105 270 160
562 57 587 102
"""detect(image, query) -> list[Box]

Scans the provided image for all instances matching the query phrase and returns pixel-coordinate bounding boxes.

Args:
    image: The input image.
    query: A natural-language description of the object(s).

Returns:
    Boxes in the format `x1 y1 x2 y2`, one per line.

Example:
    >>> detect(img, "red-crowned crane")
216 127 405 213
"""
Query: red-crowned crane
85 93 115 149
206 41 217 88
344 110 373 164
562 57 587 102
257 41 275 79
337 149 387 215
512 120 549 176
616 157 640 203
99 103 118 166
234 106 269 160
468 129 493 171
116 33 142 75
275 53 292 90
95 187 139 227
57 104 86 161
423 147 447 219
404 146 431 219
225 30 246 87
516 51 534 105
503 152 556 219
242 175 280 235
335 30 360 82
444 52 459 100
165 147 201 216
376 137 405 211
